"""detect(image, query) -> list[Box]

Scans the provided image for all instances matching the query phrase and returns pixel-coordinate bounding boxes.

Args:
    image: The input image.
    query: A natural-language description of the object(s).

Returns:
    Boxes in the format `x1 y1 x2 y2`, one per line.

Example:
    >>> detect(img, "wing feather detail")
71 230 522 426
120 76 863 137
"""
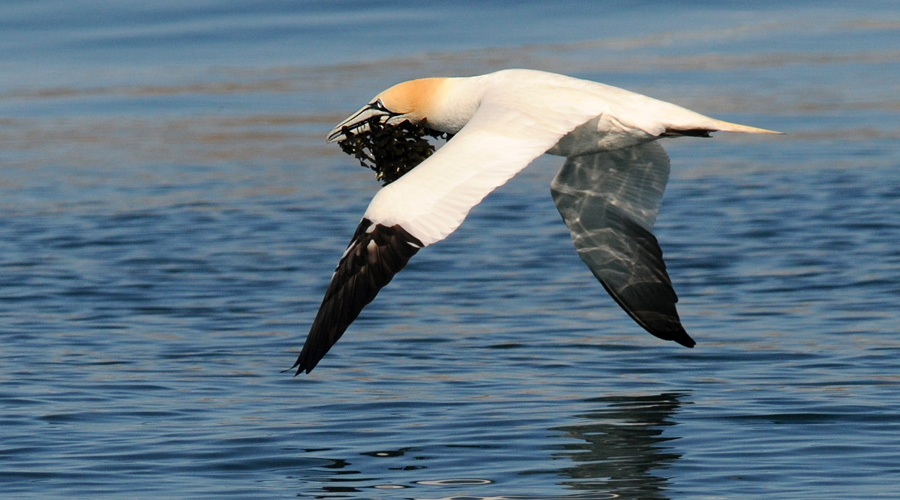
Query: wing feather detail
293 218 423 374
364 97 599 247
298 85 650 373
550 141 695 347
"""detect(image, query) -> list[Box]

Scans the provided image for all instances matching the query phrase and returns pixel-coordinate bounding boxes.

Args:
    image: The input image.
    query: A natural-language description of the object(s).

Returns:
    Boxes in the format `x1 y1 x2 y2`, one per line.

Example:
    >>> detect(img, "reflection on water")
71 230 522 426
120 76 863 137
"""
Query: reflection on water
3 1 900 499
553 394 684 500
293 393 685 499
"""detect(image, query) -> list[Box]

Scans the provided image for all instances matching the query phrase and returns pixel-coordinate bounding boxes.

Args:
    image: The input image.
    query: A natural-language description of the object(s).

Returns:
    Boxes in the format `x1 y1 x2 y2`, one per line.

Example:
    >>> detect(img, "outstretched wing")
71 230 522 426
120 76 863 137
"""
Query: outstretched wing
550 141 695 347
292 218 423 374
297 93 601 373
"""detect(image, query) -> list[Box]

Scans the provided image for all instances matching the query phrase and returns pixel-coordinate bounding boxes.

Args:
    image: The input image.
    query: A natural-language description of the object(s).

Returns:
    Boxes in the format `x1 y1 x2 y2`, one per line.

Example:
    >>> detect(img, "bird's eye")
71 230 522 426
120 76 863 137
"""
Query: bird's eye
372 100 387 111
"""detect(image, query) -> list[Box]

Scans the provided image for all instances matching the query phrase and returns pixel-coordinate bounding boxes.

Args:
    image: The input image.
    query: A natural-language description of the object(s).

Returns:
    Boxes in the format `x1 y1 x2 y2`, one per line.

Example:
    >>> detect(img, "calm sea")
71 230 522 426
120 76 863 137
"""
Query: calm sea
2 1 899 499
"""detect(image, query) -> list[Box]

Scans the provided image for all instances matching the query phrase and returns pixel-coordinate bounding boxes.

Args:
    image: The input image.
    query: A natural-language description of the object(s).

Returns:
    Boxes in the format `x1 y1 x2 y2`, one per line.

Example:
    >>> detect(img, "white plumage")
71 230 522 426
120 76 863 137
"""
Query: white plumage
294 69 779 374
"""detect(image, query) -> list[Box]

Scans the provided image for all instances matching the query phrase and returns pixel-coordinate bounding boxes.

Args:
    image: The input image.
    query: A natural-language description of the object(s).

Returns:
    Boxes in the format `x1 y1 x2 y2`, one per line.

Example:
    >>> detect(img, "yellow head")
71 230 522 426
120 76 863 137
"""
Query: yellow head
327 78 446 142
375 78 444 123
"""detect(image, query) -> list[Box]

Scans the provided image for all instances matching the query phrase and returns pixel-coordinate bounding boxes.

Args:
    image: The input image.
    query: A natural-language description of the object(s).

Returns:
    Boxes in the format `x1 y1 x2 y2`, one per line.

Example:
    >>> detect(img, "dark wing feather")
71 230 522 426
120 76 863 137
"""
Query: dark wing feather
550 141 695 347
293 218 423 374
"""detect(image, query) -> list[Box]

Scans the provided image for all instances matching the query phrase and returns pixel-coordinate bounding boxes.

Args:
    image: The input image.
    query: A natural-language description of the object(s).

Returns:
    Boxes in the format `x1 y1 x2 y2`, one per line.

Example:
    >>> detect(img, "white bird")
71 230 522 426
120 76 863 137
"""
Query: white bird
293 69 779 374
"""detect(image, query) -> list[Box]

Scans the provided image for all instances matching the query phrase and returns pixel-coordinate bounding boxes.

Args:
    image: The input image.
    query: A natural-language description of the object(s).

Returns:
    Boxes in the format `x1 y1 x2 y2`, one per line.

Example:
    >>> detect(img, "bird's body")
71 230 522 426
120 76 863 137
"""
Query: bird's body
294 69 779 374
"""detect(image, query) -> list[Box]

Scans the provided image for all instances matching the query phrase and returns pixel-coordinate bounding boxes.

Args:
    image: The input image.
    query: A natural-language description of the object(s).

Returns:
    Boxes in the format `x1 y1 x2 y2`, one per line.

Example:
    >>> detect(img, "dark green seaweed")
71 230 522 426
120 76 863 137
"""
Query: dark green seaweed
337 120 452 185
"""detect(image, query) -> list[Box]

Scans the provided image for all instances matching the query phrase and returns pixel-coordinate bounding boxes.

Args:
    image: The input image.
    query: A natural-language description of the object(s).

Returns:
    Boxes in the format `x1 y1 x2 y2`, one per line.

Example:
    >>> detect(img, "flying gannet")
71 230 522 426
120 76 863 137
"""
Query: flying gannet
293 69 779 374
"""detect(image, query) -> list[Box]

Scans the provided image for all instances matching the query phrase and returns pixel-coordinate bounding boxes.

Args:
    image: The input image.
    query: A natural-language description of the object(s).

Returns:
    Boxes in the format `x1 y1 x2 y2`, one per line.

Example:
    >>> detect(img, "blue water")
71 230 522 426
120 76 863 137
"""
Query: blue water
2 1 900 499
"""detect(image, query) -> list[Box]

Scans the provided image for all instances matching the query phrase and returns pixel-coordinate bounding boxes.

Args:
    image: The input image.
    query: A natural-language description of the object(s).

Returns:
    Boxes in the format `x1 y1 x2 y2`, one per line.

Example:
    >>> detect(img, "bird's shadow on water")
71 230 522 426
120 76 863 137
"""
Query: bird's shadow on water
549 392 686 500
295 392 687 500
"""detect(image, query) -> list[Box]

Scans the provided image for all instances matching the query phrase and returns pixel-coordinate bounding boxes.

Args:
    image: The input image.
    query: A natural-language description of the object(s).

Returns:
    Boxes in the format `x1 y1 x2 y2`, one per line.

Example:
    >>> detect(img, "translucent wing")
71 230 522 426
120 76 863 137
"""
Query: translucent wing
550 141 695 347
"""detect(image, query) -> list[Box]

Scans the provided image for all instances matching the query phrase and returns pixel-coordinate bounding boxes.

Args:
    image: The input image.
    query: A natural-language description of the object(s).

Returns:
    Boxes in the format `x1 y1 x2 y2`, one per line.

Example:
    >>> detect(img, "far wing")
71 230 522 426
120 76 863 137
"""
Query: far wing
550 141 695 347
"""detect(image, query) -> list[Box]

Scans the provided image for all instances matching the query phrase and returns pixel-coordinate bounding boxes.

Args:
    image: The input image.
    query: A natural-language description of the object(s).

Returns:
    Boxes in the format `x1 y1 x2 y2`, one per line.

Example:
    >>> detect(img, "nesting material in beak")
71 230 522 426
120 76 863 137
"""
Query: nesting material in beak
336 120 452 185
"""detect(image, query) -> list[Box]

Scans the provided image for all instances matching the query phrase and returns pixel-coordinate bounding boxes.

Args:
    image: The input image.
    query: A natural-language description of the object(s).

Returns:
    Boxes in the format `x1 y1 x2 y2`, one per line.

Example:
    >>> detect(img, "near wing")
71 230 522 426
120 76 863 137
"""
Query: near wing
550 141 695 347
292 219 423 374
295 96 597 374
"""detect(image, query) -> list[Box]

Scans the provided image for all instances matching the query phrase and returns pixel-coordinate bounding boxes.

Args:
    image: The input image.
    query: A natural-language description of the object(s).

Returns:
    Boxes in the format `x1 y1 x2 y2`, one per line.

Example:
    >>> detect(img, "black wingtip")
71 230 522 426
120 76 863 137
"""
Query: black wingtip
290 218 423 376
662 128 713 138
655 325 696 349
651 321 695 349
289 344 322 376
661 320 695 349
675 334 696 348
281 359 311 376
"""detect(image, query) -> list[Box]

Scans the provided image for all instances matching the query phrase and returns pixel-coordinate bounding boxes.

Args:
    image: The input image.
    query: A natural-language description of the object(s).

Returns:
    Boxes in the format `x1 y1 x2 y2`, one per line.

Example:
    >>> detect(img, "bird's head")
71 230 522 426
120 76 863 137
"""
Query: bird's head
326 78 453 185
327 78 444 143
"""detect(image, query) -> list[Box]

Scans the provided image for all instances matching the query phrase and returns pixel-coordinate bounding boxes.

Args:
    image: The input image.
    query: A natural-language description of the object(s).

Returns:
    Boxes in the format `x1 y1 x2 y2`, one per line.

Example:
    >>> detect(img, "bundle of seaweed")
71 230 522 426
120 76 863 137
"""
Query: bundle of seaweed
337 120 452 185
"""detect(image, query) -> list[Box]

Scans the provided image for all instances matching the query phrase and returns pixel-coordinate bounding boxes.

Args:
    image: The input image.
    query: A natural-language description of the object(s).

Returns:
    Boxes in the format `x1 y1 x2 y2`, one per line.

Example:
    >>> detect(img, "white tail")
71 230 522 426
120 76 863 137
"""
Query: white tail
712 119 783 135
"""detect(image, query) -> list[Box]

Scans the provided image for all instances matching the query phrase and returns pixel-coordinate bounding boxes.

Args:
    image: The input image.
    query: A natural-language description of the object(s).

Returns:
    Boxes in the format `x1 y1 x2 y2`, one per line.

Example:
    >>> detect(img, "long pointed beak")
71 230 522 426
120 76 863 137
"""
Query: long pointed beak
327 102 394 143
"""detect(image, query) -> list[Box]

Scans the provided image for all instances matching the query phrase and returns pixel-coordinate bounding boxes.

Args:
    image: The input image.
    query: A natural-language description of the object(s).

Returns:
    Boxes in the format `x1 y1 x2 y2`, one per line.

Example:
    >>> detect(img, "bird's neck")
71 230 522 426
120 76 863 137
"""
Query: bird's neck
424 75 490 135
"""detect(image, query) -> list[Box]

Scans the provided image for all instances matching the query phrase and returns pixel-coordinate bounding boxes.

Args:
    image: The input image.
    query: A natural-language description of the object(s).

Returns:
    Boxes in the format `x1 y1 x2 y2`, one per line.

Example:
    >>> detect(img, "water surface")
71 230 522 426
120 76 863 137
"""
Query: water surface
2 1 899 499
